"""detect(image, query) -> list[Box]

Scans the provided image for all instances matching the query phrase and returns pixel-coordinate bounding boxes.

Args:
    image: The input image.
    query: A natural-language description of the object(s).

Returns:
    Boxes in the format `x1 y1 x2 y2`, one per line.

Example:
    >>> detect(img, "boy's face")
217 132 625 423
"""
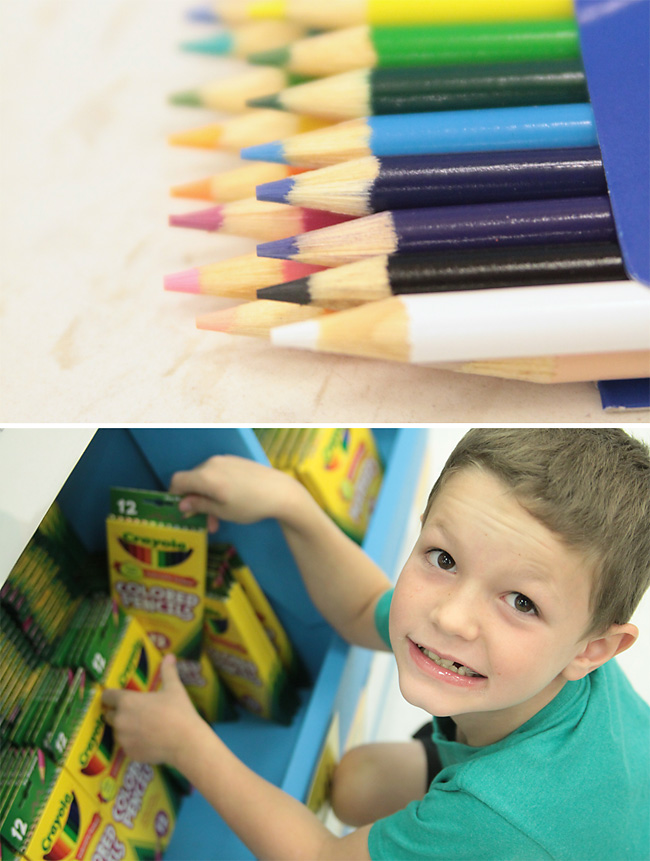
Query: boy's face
390 467 598 746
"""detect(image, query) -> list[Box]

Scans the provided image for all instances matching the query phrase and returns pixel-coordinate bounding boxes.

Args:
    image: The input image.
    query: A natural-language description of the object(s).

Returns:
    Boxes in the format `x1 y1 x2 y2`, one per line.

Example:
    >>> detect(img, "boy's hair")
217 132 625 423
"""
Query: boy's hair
423 428 650 637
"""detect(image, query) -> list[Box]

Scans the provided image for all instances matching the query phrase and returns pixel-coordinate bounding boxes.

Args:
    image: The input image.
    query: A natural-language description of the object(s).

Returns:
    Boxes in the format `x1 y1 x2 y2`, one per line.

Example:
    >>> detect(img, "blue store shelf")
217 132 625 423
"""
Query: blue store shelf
56 428 427 860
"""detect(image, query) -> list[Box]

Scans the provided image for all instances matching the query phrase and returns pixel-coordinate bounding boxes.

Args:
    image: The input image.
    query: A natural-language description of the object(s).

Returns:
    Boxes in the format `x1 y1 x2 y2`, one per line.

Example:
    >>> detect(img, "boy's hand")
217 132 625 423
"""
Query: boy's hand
101 654 201 768
169 454 302 532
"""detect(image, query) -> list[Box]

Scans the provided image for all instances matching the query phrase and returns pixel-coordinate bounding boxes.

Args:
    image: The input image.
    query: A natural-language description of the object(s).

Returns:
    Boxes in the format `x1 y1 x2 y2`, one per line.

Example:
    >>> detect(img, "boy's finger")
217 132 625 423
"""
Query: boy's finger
102 708 116 726
101 688 121 709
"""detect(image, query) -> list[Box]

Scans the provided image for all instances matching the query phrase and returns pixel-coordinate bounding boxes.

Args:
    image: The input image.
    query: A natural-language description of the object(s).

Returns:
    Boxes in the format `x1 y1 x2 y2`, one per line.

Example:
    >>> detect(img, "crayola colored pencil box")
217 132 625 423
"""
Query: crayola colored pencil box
176 652 237 724
0 747 125 861
209 542 307 685
107 487 208 660
294 428 384 543
203 550 299 724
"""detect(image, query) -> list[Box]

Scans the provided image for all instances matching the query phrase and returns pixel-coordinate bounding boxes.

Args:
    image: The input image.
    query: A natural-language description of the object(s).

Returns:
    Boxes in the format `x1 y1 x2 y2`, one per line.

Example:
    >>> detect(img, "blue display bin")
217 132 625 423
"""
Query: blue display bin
56 428 427 860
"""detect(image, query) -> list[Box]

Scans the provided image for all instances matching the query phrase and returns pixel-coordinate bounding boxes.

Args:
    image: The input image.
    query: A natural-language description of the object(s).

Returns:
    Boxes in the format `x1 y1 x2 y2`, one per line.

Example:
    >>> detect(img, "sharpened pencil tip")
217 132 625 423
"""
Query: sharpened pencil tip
246 93 283 110
168 124 222 149
241 140 285 163
196 308 236 333
257 276 311 304
180 33 233 55
257 235 300 260
186 6 219 24
270 318 320 349
169 89 202 107
256 176 294 203
170 178 214 200
164 270 201 294
248 45 290 67
169 206 224 232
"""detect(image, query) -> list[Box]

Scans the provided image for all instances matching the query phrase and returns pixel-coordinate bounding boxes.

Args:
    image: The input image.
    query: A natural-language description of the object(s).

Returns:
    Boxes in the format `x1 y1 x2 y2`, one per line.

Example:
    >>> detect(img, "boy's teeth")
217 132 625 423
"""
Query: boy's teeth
419 646 482 677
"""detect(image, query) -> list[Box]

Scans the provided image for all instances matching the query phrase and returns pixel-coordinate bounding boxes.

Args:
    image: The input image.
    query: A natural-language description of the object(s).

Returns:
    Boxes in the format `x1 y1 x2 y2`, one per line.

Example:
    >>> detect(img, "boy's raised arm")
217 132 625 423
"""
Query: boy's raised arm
169 455 392 651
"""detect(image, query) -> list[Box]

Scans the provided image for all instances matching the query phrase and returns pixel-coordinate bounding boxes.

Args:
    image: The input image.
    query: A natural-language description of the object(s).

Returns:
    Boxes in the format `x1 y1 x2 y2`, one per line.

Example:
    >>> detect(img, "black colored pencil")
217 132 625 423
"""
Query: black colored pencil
256 147 607 216
257 242 627 309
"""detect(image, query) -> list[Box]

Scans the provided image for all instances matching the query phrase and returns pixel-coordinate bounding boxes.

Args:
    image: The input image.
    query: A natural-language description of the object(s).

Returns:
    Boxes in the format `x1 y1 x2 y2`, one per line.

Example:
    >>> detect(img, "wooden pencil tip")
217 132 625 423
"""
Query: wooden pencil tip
168 124 222 149
170 178 214 200
196 307 237 333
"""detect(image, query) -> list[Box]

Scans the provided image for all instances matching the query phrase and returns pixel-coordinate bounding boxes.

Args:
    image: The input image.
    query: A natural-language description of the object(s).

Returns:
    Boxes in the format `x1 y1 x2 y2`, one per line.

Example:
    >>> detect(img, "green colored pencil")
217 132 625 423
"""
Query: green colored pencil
248 19 581 77
248 59 588 120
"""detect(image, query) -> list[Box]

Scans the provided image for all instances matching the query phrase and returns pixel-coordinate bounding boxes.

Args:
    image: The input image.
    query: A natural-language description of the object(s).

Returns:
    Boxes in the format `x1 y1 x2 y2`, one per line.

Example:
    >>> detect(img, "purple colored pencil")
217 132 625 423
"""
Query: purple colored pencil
256 195 616 267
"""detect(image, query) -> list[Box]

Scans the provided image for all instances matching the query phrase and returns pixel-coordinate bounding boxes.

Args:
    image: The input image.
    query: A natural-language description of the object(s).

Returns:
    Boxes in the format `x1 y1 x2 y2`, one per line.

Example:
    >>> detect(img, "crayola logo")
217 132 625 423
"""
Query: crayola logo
79 718 114 775
42 792 80 860
119 641 149 691
118 534 193 568
322 429 350 470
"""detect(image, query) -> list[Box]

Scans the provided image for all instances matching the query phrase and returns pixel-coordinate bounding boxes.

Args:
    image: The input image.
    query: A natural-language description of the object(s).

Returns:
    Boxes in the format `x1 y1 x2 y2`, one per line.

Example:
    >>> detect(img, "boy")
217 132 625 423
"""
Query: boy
102 428 650 860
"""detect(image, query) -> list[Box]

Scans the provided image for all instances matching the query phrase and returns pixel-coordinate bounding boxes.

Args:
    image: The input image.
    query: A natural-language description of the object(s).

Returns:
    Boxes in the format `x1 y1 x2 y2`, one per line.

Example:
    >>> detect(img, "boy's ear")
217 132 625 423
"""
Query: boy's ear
562 623 638 681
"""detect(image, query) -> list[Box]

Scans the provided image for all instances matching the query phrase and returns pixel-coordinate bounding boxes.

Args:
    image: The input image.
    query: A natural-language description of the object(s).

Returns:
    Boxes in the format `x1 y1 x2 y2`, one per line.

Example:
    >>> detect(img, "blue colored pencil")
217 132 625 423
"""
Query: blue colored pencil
241 103 597 168
256 195 616 267
256 147 607 215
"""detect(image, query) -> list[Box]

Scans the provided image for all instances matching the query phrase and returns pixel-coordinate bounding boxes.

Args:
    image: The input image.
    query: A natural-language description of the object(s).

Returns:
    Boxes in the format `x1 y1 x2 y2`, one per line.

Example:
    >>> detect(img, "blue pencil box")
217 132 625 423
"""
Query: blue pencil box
576 0 649 409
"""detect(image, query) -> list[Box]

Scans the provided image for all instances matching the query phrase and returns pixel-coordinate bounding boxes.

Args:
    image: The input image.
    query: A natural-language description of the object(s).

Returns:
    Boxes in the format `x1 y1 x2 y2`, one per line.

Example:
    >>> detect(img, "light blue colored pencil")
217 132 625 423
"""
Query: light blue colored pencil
241 103 597 168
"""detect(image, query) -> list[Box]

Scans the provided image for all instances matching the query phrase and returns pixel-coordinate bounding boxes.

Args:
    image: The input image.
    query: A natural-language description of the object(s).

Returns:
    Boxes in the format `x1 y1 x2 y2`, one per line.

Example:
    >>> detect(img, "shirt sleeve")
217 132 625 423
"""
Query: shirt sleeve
368 786 552 860
373 588 393 650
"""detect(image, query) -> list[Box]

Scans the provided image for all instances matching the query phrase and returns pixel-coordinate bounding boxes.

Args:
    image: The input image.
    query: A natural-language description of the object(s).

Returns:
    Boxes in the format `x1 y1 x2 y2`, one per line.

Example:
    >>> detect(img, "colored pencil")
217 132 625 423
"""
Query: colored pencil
241 103 597 168
164 254 325 300
215 0 575 29
256 147 606 216
257 242 627 309
171 163 308 203
430 352 650 384
248 60 589 120
170 67 311 114
168 110 329 151
269 281 650 363
168 198 354 240
196 299 328 336
256 196 616 267
180 20 307 57
249 21 581 76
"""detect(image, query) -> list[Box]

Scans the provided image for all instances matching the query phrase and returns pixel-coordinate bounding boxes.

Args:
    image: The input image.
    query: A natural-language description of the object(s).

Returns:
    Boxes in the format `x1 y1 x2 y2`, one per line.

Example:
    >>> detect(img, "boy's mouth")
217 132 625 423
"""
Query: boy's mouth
416 644 486 679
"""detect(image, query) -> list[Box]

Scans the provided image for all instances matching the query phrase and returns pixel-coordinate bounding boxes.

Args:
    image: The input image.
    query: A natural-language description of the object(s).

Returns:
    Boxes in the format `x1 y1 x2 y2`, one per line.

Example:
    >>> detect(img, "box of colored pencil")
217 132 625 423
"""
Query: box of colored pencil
107 487 208 660
255 428 383 543
203 545 300 724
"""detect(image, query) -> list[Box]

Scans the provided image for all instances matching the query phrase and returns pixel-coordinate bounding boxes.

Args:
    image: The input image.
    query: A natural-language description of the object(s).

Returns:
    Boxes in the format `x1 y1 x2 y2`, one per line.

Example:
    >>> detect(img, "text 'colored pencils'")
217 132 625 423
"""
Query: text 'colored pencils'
216 0 575 29
256 196 616 267
164 254 325 300
256 147 606 216
168 198 355 240
257 242 627 309
241 103 597 167
269 281 650 363
249 20 581 76
248 60 589 120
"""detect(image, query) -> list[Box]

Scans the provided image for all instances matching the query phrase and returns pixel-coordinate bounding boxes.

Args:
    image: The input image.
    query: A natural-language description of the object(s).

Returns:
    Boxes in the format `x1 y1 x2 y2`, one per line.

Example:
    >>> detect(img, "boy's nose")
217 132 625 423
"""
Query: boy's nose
430 586 481 641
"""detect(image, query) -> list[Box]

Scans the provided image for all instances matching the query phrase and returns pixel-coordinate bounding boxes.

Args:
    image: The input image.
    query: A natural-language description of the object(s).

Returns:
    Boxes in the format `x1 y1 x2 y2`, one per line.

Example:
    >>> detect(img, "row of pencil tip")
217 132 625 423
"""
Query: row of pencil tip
162 1 650 385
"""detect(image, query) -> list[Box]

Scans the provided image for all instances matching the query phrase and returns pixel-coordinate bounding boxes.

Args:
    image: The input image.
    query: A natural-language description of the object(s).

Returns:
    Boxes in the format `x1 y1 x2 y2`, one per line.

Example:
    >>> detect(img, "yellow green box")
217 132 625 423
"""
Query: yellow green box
107 487 207 660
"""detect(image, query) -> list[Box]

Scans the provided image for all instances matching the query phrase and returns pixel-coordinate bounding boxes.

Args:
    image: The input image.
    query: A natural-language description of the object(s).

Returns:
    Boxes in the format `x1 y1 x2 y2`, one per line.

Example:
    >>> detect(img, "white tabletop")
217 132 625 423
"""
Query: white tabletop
2 0 648 423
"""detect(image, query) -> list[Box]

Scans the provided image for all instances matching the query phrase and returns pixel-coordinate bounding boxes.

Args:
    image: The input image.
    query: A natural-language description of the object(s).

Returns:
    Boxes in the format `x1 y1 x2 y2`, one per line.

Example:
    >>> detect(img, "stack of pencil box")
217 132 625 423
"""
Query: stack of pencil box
165 0 649 394
203 542 305 724
106 487 304 724
253 427 383 543
1 577 182 859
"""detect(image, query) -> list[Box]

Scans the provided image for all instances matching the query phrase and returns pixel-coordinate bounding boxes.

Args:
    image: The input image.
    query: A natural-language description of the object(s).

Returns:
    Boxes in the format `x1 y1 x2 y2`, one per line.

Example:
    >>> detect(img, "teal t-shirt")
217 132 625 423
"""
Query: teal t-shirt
370 589 650 860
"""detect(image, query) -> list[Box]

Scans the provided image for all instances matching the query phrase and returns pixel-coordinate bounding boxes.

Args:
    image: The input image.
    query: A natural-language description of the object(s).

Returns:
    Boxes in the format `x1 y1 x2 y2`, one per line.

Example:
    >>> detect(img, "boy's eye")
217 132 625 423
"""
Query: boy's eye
505 592 538 616
427 549 457 571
